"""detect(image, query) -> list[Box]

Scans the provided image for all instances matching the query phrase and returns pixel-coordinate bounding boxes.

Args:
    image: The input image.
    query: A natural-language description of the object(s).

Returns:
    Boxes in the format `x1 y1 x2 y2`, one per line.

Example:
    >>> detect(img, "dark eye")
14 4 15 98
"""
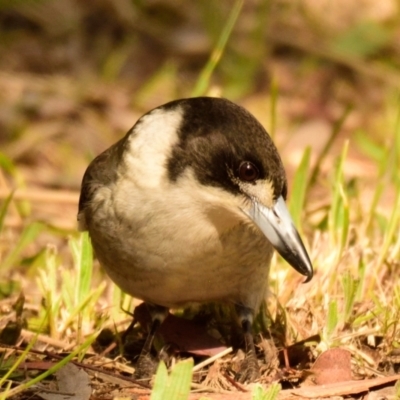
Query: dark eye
238 161 259 182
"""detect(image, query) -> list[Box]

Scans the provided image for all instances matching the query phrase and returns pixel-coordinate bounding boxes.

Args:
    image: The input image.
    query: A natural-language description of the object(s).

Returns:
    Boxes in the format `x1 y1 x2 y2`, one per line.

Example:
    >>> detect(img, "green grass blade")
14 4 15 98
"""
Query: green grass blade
328 140 349 258
354 129 385 162
69 232 94 307
151 359 193 400
134 62 177 107
324 299 338 342
365 179 385 235
338 182 350 257
2 333 97 398
377 181 400 268
77 232 93 304
36 247 60 338
164 358 193 400
269 77 279 140
191 0 243 97
356 254 366 301
308 105 352 187
1 221 45 273
0 189 14 235
59 282 105 337
0 152 16 175
0 330 38 388
289 146 311 231
341 271 359 325
252 382 281 400
151 361 169 400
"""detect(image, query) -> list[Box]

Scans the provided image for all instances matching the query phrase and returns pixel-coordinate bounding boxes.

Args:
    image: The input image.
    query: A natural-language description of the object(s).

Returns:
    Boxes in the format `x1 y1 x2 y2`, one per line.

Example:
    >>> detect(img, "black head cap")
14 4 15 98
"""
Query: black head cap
165 97 287 200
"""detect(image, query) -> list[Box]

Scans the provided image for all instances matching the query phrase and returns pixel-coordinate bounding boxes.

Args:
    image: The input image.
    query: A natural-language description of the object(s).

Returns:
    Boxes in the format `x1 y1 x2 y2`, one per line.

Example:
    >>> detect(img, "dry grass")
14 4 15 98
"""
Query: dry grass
1 1 400 399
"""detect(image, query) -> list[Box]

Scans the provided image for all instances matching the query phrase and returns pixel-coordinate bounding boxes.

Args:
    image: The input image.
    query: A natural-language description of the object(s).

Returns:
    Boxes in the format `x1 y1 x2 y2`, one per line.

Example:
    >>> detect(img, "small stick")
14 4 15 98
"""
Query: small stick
192 347 233 372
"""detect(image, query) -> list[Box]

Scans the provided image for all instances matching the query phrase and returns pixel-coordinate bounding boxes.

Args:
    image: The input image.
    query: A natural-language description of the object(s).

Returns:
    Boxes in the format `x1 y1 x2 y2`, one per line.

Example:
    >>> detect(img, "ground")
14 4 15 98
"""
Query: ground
0 1 400 399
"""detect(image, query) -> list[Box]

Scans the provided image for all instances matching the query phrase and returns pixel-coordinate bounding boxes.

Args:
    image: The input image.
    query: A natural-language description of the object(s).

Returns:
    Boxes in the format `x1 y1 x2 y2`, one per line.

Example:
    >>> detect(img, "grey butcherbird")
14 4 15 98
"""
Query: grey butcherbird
78 97 313 381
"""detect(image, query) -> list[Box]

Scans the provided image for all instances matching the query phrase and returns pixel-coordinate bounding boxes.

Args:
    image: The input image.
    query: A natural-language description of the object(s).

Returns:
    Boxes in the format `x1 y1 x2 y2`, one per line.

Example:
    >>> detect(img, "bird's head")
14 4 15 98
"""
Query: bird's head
159 97 313 281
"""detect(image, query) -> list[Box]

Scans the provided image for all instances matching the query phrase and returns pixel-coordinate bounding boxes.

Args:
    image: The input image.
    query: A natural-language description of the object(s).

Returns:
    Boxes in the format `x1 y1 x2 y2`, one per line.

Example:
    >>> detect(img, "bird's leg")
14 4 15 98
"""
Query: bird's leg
134 304 168 378
235 305 261 383
141 304 168 356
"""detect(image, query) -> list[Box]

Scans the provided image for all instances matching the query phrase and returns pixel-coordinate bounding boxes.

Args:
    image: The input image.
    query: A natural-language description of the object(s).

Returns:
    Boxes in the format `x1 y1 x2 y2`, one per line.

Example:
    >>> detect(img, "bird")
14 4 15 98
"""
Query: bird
78 96 313 381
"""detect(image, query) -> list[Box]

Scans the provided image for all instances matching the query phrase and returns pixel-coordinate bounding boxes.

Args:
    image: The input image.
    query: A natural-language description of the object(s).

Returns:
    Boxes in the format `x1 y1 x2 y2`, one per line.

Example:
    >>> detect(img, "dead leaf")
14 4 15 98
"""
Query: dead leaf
310 348 352 384
290 374 400 398
37 363 91 400
134 303 227 357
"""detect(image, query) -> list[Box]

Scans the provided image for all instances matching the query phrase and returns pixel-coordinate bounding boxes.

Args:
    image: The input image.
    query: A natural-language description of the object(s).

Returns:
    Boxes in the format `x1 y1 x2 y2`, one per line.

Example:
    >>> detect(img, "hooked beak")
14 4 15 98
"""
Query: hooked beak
243 196 313 282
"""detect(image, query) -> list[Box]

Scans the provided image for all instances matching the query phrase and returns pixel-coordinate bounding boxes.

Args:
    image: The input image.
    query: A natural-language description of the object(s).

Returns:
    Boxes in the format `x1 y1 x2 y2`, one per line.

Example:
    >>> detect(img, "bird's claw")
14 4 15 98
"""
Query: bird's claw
133 353 158 379
237 352 261 383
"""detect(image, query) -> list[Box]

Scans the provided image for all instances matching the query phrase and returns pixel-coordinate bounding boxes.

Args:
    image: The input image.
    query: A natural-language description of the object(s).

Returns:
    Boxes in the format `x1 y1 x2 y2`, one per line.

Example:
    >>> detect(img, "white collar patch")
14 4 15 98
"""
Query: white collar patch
124 107 183 188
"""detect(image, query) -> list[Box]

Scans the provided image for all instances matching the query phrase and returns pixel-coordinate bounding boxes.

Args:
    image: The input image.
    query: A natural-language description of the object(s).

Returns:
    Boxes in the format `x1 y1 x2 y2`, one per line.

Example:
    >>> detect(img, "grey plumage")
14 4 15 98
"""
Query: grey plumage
78 97 313 381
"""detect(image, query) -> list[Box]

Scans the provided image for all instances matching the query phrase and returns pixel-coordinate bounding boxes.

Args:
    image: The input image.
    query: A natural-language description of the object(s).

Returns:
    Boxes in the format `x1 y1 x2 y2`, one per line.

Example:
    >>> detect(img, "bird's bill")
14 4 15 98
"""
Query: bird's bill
243 196 313 282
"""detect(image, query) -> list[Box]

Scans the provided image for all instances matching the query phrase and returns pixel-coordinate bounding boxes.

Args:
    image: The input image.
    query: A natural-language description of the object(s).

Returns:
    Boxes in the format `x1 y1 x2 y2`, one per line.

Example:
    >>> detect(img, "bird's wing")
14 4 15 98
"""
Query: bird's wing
77 138 124 231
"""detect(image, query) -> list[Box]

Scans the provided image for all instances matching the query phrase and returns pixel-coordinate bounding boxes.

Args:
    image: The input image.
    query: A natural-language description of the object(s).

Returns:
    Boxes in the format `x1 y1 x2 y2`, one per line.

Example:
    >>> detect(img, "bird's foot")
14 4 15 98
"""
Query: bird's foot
133 352 158 379
237 352 261 383
132 304 169 380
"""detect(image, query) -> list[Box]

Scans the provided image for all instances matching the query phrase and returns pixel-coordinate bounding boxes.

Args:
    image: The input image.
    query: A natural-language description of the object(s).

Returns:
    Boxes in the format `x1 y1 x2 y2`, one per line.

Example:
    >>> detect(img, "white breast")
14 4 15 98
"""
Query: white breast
89 167 272 312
